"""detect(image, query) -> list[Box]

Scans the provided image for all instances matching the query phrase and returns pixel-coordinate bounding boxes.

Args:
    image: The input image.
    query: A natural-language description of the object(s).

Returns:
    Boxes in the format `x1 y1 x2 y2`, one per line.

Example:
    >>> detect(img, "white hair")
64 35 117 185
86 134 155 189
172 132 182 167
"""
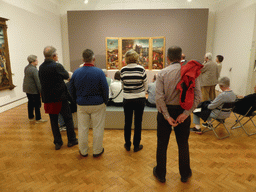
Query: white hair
205 52 212 60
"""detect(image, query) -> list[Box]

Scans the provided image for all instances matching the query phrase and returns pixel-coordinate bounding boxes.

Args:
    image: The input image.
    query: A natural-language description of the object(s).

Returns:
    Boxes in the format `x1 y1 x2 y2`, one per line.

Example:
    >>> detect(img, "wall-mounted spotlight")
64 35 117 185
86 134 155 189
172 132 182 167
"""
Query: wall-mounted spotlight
84 0 89 4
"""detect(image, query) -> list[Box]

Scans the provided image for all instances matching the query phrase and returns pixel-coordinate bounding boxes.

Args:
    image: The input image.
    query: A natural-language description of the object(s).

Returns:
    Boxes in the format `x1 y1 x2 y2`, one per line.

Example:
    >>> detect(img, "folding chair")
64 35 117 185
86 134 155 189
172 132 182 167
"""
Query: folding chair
202 102 235 139
231 100 256 136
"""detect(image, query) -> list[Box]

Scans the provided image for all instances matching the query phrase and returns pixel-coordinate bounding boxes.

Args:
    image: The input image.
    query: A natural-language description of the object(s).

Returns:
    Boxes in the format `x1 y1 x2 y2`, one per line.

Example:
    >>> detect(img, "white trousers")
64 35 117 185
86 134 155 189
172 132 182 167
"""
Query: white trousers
77 103 106 155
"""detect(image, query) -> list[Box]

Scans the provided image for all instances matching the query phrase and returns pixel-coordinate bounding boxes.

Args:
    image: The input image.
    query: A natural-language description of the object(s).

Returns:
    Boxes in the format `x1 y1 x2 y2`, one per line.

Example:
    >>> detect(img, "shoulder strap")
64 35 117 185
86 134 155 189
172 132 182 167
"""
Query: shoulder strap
112 89 122 100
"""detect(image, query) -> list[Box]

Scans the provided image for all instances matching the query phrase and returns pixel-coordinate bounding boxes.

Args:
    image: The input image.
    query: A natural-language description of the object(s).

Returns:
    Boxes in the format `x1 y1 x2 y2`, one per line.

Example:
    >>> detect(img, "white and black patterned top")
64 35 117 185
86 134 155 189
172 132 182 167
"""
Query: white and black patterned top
120 63 148 99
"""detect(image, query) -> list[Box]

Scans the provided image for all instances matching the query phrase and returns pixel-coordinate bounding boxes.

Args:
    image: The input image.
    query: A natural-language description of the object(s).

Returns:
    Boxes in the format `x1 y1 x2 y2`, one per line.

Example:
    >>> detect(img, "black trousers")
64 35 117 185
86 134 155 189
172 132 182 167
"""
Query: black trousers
26 93 41 120
49 100 77 145
123 98 145 147
156 105 191 179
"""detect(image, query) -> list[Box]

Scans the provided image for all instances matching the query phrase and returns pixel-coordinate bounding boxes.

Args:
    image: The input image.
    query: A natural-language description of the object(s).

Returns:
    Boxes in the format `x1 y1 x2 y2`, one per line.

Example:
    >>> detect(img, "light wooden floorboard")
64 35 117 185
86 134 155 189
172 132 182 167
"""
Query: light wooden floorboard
1 103 256 191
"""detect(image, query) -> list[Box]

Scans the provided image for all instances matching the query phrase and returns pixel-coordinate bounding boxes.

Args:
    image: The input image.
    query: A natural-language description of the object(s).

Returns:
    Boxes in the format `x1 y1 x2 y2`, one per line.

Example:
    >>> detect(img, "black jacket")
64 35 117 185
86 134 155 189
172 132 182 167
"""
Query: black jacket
39 59 69 103
233 93 256 116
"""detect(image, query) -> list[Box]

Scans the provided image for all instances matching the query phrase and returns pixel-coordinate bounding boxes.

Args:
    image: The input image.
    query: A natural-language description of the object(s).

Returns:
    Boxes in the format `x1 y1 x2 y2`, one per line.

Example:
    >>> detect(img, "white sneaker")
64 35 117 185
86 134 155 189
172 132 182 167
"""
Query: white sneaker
36 119 47 124
29 118 35 122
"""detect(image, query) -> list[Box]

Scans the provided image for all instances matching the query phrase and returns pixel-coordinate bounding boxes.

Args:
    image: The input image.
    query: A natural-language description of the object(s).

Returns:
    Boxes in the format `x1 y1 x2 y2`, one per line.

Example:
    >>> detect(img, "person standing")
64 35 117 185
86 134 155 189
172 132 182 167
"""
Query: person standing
23 55 47 123
200 52 219 101
39 46 78 150
69 49 109 157
153 46 201 183
120 49 148 152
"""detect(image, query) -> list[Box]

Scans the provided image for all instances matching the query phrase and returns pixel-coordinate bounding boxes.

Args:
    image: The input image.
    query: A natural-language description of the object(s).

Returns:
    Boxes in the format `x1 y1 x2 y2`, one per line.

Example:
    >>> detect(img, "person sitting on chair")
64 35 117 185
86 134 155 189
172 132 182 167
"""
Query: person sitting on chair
146 74 157 107
233 85 256 115
190 77 236 134
108 71 123 106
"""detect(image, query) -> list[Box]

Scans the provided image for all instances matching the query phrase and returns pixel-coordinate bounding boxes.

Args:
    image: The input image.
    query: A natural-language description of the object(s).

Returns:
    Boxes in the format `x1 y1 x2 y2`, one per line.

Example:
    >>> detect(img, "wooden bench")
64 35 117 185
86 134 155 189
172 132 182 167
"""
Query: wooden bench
105 106 158 129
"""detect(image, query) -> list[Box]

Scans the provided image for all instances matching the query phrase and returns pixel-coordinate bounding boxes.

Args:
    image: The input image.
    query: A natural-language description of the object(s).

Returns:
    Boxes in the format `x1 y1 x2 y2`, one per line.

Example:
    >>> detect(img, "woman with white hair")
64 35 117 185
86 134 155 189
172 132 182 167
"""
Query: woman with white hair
23 55 47 123
191 77 236 134
120 49 148 152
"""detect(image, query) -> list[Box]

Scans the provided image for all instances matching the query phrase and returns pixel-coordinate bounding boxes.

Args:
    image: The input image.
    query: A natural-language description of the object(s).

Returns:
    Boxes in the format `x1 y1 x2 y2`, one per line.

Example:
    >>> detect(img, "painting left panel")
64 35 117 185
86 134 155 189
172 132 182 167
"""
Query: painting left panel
106 38 119 70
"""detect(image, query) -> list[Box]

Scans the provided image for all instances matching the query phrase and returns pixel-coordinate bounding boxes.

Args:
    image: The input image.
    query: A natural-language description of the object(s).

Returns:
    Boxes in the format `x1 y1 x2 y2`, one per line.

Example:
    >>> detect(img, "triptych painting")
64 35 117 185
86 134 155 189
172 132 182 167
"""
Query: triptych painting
106 37 165 70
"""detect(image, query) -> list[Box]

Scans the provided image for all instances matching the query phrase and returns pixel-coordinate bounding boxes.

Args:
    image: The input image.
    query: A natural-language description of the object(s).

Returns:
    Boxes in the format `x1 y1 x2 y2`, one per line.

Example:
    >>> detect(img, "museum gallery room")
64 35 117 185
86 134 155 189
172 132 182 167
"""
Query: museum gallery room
1 0 256 191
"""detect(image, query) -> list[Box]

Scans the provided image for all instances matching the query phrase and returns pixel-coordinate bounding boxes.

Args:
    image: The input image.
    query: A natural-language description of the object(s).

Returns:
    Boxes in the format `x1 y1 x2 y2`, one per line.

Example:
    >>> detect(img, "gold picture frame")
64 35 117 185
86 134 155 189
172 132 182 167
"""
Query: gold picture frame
0 17 15 90
105 36 165 70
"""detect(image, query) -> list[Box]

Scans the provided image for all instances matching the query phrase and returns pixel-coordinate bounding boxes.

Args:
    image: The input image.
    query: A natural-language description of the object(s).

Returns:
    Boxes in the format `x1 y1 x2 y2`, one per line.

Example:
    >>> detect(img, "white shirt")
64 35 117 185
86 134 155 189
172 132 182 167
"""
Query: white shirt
109 80 123 103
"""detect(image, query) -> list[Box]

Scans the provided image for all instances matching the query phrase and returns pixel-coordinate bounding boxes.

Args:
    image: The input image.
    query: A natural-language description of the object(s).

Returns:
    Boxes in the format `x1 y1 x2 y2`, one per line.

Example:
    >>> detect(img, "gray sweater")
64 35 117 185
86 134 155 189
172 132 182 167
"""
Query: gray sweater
23 64 41 94
208 90 236 119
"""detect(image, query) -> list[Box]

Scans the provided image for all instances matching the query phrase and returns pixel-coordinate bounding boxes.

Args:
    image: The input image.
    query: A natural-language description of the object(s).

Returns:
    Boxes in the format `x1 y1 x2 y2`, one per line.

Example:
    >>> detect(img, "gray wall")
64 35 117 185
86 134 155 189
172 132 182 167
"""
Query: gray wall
68 9 209 71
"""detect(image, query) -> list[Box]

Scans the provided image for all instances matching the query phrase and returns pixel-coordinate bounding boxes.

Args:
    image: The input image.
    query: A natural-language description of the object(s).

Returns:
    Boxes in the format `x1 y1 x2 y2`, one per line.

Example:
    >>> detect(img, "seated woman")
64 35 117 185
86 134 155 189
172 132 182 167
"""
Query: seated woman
108 71 123 106
146 74 156 107
190 77 236 134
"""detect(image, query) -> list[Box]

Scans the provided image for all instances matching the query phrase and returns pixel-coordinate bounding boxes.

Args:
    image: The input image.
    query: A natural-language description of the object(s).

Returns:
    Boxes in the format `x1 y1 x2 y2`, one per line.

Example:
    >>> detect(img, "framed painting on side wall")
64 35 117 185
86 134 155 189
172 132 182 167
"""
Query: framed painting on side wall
0 17 15 90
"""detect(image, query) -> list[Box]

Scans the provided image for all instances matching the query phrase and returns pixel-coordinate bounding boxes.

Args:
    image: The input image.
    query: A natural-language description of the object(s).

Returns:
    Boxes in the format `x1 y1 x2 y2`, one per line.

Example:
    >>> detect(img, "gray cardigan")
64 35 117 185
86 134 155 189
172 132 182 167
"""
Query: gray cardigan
23 64 41 94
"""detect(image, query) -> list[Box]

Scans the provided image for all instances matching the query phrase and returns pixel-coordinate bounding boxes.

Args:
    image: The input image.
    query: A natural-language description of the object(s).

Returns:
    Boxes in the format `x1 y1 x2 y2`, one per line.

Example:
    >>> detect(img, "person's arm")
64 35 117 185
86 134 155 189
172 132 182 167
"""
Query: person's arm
32 68 41 94
56 63 69 80
143 70 148 92
208 94 224 110
200 63 208 74
100 71 109 105
155 73 178 127
69 74 77 103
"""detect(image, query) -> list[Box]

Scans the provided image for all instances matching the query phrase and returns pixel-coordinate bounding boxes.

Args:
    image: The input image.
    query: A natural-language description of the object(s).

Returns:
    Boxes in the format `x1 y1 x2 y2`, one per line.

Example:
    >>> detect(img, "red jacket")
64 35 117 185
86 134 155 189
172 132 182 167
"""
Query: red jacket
176 60 203 110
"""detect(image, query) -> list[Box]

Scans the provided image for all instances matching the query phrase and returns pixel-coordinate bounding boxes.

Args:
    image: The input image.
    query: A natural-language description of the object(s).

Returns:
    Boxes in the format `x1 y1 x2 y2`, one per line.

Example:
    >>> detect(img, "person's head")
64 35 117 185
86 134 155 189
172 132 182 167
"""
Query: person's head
218 77 230 91
43 46 58 61
181 53 186 60
27 55 38 66
114 71 121 81
167 46 182 63
82 49 95 63
153 74 157 82
125 49 139 64
102 69 108 77
216 55 224 63
204 52 212 62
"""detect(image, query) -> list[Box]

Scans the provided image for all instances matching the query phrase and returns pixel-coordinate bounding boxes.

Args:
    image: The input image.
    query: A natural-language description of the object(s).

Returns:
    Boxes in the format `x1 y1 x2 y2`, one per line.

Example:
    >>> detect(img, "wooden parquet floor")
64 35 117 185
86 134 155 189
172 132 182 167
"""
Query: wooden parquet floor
1 103 256 191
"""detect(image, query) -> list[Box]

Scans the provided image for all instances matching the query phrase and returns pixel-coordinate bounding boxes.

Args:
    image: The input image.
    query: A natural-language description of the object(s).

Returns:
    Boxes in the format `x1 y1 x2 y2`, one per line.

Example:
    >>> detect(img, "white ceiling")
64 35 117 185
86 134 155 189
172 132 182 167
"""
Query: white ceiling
58 0 244 14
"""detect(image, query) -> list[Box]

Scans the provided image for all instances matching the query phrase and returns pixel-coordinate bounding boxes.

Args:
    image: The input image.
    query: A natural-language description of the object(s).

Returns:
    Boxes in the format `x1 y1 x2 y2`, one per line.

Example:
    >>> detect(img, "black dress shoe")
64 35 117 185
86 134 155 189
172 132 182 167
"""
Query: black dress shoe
181 171 192 183
93 148 104 157
153 166 166 183
124 144 130 151
134 145 143 152
55 143 63 150
68 139 78 147
79 150 88 157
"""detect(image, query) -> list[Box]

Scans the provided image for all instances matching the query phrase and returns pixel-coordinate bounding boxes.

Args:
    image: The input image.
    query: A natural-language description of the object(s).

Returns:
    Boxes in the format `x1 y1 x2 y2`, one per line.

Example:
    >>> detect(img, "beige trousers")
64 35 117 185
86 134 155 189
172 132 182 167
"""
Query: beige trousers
201 86 216 102
77 103 106 155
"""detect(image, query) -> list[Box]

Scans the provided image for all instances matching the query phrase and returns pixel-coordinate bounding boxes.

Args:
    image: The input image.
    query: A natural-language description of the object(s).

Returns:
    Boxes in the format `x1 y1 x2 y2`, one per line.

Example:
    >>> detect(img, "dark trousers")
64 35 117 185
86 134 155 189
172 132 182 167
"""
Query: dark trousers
123 98 145 147
156 105 191 179
26 93 41 120
49 100 77 145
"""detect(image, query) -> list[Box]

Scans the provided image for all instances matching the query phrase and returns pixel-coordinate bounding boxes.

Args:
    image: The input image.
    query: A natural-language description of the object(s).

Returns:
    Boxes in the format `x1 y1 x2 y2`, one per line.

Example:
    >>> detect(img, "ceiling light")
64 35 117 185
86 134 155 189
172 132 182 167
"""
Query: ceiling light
84 0 89 4
187 0 192 2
